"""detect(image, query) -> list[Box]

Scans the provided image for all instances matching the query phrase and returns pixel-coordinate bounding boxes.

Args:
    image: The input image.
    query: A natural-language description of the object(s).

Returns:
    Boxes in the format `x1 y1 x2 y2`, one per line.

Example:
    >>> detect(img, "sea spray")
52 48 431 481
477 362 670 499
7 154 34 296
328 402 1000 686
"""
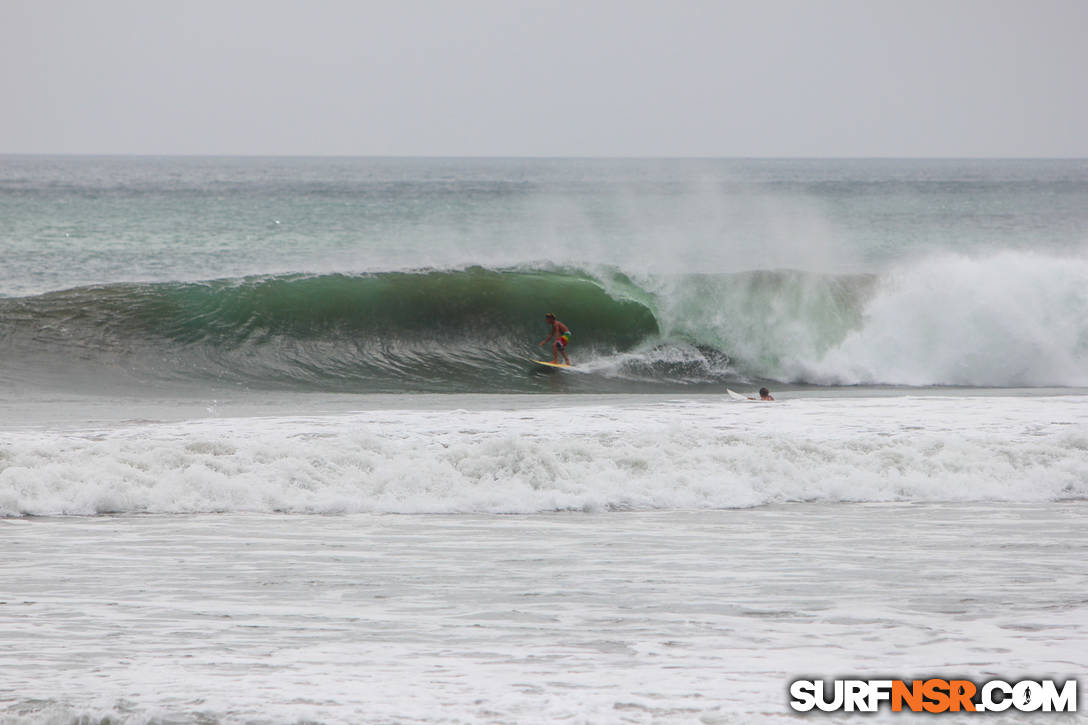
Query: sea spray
801 252 1088 386
2 253 1086 392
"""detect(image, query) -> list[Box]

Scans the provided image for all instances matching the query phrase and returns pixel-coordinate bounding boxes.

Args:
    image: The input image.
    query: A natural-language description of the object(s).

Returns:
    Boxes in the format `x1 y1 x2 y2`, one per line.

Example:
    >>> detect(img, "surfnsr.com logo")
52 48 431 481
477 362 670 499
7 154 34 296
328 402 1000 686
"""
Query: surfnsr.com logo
789 678 1077 713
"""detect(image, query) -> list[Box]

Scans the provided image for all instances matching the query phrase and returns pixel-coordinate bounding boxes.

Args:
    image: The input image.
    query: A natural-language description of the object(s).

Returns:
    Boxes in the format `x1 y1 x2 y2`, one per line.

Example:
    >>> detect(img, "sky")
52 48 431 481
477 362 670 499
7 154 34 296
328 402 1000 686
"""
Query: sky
2 0 1086 157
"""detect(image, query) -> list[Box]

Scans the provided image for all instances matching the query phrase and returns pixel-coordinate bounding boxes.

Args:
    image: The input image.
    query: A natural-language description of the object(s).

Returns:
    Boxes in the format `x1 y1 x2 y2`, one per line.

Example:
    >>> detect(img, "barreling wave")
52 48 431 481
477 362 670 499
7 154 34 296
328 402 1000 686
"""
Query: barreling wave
0 267 666 393
2 252 1087 393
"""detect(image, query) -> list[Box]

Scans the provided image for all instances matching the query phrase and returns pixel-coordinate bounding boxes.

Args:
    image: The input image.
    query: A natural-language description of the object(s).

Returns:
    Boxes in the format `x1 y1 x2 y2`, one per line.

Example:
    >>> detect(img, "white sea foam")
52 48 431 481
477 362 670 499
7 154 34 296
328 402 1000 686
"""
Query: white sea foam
3 505 1085 724
638 250 1088 388
2 395 1085 517
801 252 1088 386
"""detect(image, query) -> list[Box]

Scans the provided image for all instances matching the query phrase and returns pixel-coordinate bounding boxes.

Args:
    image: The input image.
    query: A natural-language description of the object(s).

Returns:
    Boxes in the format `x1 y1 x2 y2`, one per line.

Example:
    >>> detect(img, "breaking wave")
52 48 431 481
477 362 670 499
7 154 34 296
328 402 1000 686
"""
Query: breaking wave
2 251 1086 393
2 398 1086 517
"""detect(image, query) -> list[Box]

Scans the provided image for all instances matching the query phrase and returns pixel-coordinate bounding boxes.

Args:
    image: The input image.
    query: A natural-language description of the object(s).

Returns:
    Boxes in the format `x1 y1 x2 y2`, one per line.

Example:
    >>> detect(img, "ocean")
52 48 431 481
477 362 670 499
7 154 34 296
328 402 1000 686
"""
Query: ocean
1 156 1086 724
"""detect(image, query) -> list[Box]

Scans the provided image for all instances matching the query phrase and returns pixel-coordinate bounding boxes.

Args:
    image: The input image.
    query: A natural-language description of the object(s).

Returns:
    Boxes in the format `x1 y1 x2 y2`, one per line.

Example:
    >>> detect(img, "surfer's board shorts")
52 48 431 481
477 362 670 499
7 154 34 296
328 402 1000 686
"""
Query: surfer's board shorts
557 333 570 350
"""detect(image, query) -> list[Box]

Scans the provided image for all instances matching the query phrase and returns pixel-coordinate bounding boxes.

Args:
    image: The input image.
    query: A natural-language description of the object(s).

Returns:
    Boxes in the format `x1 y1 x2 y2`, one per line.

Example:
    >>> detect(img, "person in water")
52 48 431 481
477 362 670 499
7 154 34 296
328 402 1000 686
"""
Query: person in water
749 387 775 401
539 313 572 365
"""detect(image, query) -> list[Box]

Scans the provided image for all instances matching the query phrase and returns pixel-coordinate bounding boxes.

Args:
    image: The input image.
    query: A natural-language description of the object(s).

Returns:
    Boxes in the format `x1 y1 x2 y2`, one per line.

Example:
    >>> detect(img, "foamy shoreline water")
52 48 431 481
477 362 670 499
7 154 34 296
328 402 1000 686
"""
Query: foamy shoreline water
2 395 1086 517
3 503 1085 724
3 156 1086 723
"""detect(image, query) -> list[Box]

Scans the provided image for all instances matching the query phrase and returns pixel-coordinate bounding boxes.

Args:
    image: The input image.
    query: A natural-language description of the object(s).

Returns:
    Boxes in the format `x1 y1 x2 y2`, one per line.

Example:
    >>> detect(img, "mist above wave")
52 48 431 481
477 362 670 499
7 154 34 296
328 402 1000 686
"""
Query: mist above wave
2 250 1086 391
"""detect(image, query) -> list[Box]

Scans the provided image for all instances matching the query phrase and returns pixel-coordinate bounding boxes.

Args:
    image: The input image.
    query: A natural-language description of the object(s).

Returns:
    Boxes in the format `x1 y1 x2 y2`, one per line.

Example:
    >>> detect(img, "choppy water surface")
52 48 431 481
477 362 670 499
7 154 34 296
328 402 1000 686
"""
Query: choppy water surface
2 156 1086 723
3 503 1086 724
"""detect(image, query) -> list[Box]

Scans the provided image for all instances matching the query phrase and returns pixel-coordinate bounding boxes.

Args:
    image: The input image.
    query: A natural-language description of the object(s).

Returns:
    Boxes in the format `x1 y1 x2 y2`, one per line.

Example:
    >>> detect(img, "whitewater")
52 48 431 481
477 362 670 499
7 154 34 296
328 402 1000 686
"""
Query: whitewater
3 395 1087 517
1 156 1086 724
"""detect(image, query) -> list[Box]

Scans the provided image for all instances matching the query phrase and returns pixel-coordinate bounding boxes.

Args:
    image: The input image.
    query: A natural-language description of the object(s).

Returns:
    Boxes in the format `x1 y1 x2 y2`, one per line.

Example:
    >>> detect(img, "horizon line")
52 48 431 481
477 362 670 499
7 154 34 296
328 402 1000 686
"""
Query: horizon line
2 152 1087 161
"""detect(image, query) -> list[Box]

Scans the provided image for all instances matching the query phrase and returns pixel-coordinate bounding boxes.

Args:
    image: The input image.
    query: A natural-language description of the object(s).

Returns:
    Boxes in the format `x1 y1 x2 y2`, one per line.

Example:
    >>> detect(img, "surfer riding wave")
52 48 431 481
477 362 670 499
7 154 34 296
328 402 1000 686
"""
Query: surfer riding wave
540 313 572 365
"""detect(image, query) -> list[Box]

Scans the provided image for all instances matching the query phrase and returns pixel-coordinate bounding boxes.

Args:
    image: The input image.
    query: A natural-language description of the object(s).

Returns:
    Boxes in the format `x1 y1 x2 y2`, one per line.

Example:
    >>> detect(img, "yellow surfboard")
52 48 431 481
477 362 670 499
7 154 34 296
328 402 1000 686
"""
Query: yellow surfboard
531 359 573 369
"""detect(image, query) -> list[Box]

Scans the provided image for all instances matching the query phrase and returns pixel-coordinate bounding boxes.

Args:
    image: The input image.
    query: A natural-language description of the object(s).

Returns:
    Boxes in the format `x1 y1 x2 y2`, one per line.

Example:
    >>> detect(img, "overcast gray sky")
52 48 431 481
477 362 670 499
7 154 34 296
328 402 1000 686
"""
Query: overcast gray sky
2 0 1085 157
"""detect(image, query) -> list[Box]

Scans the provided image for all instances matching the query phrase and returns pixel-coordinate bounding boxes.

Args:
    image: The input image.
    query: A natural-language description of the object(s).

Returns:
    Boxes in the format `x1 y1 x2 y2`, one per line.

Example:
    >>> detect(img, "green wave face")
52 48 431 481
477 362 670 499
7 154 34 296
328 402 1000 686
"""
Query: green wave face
647 269 873 374
1 268 672 393
13 258 1079 391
